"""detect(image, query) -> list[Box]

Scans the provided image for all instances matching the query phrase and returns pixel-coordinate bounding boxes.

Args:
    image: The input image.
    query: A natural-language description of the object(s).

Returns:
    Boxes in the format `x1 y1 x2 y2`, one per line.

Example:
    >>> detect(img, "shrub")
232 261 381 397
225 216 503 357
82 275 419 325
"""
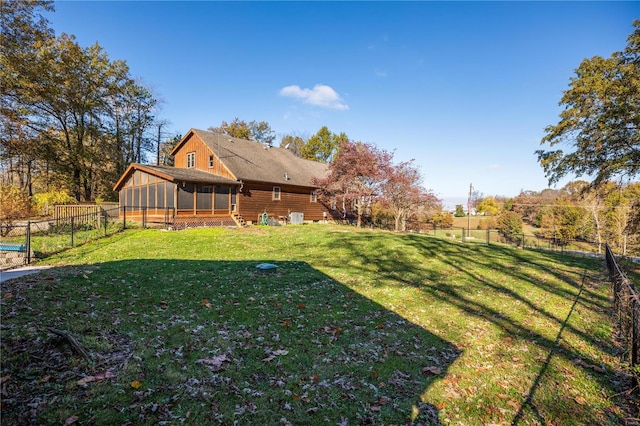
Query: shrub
477 217 497 230
0 185 31 235
33 190 77 216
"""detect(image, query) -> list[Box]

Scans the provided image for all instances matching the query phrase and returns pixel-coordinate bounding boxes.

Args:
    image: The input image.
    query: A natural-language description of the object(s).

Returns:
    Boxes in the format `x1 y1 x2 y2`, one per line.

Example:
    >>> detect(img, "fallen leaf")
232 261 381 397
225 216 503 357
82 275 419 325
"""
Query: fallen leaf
201 299 212 308
297 303 306 309
263 349 289 363
575 396 587 405
422 366 442 376
248 297 256 302
77 371 114 386
3 292 13 299
160 301 168 309
507 399 520 410
130 380 142 389
94 371 115 381
282 320 291 327
0 375 10 397
77 376 96 386
64 415 79 425
197 354 229 370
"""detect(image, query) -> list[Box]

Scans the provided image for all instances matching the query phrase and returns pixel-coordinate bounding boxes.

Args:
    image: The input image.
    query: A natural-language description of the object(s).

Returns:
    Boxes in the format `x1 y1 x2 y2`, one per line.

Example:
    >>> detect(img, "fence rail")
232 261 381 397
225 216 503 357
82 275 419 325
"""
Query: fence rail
605 243 639 388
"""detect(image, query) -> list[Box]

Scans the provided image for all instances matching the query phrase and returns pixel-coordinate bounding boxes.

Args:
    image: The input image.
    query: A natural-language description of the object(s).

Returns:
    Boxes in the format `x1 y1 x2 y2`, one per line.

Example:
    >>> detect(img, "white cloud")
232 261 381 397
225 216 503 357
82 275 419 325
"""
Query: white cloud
279 84 349 110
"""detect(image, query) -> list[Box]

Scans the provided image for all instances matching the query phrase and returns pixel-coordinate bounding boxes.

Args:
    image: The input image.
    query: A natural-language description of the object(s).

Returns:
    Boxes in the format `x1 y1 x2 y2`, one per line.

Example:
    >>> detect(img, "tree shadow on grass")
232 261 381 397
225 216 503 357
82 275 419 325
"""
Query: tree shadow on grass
0 259 460 425
314 229 627 424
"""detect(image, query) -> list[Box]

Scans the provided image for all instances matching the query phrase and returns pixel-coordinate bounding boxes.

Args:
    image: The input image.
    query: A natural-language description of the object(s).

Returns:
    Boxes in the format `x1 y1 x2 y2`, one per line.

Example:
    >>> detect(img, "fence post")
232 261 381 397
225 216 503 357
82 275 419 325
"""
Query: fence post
25 221 31 265
103 210 108 235
486 229 490 245
633 298 639 389
462 227 466 242
70 216 75 247
123 206 127 230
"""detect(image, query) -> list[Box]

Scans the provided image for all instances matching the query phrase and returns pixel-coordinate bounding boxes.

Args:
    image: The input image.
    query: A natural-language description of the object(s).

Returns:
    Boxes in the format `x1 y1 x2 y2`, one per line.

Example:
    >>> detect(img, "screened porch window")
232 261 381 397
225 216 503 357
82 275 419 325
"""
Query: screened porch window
197 185 213 210
177 183 195 209
215 186 230 211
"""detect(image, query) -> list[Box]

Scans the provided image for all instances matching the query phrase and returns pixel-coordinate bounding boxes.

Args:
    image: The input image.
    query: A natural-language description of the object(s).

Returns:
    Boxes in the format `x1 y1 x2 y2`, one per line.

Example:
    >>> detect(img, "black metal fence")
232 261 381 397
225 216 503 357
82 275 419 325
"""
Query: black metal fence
605 243 639 388
0 206 125 270
415 224 623 256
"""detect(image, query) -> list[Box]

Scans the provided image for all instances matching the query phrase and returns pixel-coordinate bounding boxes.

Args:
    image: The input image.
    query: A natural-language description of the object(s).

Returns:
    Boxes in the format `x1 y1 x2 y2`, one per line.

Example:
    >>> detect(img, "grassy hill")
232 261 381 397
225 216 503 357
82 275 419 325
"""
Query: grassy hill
0 224 631 425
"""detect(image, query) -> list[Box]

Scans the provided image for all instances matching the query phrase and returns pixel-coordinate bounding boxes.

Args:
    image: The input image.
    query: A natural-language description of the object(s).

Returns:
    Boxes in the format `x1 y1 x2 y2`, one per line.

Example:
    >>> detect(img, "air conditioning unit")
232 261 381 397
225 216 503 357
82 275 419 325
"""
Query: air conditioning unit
289 212 304 225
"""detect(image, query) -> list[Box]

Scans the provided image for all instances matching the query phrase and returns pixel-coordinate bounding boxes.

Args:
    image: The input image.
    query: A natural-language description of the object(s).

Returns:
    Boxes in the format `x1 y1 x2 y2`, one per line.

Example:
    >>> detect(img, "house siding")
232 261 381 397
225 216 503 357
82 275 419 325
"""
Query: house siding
238 181 328 223
174 133 235 180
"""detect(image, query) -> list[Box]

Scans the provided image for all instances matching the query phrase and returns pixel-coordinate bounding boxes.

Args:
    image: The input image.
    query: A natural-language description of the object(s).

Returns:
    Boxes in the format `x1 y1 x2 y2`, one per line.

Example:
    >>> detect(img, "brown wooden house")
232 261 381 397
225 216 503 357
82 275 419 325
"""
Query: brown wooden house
113 128 331 228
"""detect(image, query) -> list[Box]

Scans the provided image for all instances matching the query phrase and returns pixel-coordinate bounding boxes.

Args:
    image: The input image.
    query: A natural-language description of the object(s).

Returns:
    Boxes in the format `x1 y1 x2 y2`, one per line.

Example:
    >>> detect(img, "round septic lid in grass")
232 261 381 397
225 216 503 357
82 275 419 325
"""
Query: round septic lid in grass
256 263 278 270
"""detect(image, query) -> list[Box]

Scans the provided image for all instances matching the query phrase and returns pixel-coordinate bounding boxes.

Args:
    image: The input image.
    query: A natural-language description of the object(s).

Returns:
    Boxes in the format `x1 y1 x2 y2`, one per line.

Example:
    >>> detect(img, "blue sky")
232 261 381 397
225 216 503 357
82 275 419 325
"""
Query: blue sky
47 1 638 201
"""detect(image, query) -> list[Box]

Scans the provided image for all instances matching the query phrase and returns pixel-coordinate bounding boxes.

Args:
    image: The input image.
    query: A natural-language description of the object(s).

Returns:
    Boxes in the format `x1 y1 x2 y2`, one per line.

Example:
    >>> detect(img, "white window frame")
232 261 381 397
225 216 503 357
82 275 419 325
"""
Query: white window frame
310 191 317 203
187 152 195 168
273 186 281 201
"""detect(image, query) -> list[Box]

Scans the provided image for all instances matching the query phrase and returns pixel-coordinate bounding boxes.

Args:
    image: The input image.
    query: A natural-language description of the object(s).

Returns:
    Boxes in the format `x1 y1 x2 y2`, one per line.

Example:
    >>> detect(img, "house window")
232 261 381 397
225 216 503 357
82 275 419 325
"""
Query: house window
273 186 281 201
310 191 317 203
209 155 214 168
187 152 195 168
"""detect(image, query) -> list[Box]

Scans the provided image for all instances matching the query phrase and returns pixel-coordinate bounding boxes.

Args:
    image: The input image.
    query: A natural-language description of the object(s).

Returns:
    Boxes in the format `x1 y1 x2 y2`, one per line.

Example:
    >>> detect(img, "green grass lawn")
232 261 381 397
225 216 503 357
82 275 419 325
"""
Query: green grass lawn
0 225 631 425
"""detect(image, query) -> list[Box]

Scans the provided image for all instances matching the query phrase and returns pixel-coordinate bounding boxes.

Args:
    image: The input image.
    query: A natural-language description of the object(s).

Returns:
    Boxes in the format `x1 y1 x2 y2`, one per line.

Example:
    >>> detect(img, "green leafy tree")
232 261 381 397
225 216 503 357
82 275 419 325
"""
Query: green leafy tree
249 120 275 145
209 118 252 140
301 126 345 163
2 1 160 201
158 134 181 166
537 20 640 188
1 0 55 196
280 134 306 157
454 204 466 217
496 211 524 244
209 119 275 145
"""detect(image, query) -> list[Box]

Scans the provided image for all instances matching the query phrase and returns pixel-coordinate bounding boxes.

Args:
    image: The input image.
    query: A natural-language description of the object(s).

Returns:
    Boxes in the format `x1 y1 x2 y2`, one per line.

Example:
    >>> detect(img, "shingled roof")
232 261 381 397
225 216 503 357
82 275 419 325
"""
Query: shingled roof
190 129 328 187
113 163 239 191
